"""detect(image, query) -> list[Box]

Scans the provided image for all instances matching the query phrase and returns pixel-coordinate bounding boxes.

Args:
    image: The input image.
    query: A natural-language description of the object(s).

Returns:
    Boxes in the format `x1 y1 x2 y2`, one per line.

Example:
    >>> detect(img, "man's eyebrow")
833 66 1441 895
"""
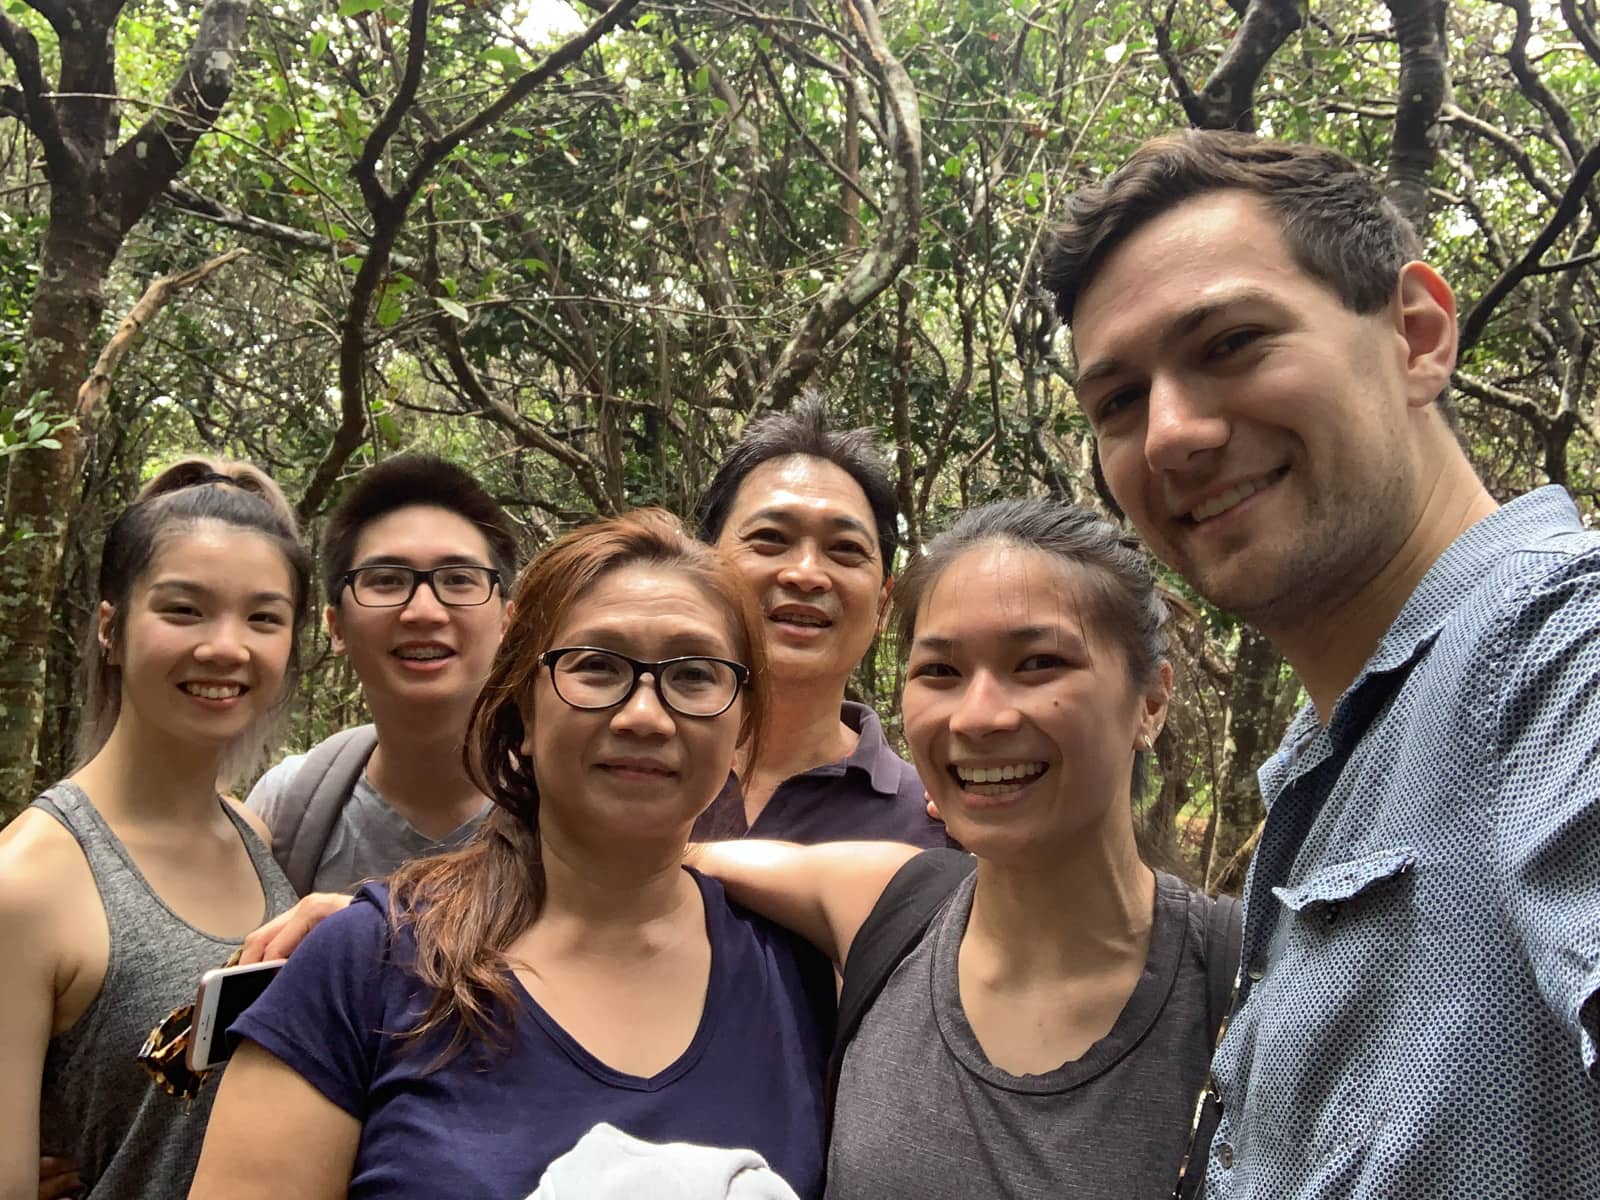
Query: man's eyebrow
1076 287 1281 389
740 507 876 543
352 553 488 568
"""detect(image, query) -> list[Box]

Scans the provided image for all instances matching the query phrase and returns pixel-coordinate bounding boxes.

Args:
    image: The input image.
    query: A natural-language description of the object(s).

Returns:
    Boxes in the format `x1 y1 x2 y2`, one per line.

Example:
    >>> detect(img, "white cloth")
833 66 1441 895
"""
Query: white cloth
528 1123 801 1200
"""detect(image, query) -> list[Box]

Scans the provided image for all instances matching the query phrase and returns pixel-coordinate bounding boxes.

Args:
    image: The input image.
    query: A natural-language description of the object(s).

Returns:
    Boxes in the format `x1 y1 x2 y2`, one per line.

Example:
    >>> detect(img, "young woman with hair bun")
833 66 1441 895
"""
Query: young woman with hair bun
0 458 308 1199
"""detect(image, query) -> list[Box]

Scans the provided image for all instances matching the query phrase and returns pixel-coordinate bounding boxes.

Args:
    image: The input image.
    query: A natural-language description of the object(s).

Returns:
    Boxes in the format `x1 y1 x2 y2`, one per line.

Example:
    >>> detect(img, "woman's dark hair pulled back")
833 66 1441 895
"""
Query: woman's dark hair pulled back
79 456 312 783
895 498 1168 686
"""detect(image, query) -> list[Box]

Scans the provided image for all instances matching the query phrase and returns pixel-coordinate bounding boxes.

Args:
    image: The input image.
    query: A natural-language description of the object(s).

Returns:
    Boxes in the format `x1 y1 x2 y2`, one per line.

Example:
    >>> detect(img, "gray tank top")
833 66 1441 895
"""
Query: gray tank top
827 870 1214 1200
33 782 298 1199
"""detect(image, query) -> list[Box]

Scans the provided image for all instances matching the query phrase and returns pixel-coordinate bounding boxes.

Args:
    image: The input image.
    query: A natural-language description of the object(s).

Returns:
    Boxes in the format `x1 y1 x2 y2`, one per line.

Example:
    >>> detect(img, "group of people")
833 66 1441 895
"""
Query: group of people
0 127 1595 1200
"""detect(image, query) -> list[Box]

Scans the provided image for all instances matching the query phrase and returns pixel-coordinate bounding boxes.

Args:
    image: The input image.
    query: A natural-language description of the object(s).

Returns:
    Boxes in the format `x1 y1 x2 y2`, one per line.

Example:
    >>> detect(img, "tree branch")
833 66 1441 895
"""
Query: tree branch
1560 0 1600 68
669 39 764 410
106 0 248 234
1438 103 1560 204
1459 137 1600 354
0 11 70 174
299 0 641 519
1191 0 1304 131
162 181 418 268
1497 0 1586 166
434 323 617 515
1149 0 1205 128
351 0 431 216
399 0 646 211
76 248 250 420
1381 0 1449 231
758 0 921 410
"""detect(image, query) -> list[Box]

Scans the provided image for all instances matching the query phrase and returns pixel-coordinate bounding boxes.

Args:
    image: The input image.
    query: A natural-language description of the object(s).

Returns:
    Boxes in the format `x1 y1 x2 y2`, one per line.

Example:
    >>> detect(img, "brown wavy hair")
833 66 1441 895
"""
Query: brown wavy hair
387 508 768 1066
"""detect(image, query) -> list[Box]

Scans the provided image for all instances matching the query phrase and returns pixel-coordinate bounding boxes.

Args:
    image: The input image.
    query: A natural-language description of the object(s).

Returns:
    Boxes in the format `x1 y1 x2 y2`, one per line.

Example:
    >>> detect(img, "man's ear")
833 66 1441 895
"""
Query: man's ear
1395 261 1457 411
500 599 514 637
325 604 347 656
97 601 118 665
876 574 894 635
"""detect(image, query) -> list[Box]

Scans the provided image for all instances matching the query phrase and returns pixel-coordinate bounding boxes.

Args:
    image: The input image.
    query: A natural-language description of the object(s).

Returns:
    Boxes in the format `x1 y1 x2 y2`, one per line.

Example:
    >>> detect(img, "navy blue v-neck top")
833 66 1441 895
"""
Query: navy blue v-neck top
232 874 831 1198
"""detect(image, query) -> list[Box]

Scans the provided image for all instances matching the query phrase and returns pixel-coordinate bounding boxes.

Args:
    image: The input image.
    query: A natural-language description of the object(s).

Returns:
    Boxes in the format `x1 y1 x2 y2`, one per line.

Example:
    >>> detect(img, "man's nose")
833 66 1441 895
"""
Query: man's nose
1143 374 1230 472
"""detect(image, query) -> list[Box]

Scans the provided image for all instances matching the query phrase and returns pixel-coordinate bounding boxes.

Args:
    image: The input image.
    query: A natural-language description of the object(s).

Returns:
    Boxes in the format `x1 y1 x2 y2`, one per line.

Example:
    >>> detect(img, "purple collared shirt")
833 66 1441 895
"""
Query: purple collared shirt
693 702 954 848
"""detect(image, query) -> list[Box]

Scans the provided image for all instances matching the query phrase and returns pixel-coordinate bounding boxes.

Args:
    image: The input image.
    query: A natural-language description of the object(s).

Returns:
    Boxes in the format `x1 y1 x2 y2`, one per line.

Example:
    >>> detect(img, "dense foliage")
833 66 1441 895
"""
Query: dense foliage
3 0 1598 884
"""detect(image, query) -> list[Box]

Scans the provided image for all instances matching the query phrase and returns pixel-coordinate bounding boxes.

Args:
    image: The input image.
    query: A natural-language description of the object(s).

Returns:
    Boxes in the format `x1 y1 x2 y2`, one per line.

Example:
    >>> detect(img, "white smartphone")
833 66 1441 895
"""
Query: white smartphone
186 959 285 1072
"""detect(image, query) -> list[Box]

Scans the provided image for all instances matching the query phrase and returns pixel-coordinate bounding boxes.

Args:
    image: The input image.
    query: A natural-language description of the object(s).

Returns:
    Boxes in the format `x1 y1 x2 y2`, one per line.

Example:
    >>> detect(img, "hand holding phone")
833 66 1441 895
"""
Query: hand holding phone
186 959 285 1072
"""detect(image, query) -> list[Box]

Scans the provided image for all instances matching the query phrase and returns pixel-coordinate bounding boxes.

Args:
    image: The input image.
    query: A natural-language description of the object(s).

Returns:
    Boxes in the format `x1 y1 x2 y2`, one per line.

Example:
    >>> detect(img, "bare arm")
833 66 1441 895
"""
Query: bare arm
689 840 920 966
187 1042 359 1200
0 836 61 1200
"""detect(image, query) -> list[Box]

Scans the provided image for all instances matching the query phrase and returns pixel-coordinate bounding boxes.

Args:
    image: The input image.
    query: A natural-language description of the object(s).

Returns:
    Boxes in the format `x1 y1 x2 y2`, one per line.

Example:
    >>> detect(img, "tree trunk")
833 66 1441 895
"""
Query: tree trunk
1204 627 1284 890
0 218 118 814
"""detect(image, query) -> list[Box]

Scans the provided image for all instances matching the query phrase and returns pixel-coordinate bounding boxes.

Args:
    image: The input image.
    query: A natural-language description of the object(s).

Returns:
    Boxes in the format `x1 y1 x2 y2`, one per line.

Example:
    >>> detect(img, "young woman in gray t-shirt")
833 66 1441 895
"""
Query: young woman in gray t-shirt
697 499 1231 1199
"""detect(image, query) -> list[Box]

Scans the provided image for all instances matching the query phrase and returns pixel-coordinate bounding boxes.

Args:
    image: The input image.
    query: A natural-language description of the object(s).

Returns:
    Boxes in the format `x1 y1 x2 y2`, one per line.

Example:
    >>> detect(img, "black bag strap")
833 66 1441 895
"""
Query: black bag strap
1175 892 1244 1200
268 724 379 896
827 848 976 1112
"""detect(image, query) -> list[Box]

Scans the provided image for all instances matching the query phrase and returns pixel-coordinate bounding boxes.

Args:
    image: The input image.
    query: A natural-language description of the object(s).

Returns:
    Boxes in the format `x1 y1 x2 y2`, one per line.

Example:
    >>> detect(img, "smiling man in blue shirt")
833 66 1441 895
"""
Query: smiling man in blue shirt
1043 130 1600 1197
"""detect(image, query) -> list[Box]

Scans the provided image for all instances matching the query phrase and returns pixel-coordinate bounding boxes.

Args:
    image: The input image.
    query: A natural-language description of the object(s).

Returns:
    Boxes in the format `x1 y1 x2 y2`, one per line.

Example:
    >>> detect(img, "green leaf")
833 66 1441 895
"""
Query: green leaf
434 297 470 322
693 65 710 93
309 32 328 58
483 45 524 72
264 103 296 141
375 289 404 328
336 0 382 16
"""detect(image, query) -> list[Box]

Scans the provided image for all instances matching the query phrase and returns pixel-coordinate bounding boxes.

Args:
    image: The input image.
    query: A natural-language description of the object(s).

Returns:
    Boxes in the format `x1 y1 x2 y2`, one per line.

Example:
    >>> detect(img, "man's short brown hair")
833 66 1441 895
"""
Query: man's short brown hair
1042 130 1424 327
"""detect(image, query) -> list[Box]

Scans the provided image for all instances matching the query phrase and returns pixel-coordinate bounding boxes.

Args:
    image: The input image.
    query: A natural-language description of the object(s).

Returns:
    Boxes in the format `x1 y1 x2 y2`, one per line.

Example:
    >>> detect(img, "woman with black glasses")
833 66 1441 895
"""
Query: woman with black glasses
190 509 832 1200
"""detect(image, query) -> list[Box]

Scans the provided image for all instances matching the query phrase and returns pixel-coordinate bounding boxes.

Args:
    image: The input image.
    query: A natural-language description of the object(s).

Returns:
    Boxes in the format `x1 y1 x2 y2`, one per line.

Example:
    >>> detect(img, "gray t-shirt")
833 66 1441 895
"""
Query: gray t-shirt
247 755 488 892
828 870 1214 1200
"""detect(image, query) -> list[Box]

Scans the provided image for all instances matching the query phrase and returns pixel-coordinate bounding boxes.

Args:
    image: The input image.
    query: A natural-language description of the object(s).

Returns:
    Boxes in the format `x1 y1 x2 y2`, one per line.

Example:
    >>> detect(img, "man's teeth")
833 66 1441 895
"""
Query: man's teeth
1191 475 1274 523
396 646 451 660
773 613 829 627
184 683 243 700
955 762 1046 785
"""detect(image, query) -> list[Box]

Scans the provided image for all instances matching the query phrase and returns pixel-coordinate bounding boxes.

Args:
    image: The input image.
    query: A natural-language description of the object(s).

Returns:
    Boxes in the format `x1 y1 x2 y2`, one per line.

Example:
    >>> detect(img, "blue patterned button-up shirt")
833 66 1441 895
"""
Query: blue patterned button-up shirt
1205 487 1600 1197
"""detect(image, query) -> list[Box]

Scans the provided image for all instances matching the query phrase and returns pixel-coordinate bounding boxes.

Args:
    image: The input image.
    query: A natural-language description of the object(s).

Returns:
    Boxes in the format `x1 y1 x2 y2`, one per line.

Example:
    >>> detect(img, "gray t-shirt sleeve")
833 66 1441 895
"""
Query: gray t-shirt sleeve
245 754 309 829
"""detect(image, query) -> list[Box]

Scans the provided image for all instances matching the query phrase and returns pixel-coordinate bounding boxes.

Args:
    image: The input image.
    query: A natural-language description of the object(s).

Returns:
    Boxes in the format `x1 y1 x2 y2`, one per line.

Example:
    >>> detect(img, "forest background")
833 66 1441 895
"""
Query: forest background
1 0 1597 888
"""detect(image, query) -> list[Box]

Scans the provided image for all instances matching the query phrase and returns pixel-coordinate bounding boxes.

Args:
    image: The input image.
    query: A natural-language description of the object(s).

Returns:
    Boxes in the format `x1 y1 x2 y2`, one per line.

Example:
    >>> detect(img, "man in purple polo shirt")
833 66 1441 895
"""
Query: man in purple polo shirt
692 393 950 848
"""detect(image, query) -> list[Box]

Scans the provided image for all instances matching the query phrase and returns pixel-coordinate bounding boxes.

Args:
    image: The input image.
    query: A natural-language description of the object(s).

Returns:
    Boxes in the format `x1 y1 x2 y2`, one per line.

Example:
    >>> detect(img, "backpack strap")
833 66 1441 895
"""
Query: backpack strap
267 724 379 896
1175 891 1244 1200
827 848 976 1113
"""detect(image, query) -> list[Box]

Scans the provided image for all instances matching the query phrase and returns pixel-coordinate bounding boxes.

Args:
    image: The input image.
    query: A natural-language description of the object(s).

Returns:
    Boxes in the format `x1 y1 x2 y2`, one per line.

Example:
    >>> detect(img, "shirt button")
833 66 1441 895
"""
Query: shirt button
1217 1143 1235 1169
1246 956 1266 982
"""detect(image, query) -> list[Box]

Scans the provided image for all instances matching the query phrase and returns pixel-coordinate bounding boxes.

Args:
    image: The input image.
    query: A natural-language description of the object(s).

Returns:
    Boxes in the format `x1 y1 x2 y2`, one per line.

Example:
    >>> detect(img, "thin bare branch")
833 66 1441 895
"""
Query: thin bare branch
1459 138 1600 354
77 249 250 419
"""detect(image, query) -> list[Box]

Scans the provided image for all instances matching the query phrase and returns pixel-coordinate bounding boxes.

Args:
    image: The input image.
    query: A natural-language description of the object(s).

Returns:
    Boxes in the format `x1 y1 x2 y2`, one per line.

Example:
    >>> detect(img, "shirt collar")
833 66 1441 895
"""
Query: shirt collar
1285 487 1579 760
1364 487 1576 678
839 701 906 796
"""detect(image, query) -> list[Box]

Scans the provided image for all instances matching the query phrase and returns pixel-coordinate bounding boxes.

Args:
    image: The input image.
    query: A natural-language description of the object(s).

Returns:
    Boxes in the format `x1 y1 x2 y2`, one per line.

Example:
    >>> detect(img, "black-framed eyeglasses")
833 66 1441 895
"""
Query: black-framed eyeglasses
341 564 502 608
540 646 749 718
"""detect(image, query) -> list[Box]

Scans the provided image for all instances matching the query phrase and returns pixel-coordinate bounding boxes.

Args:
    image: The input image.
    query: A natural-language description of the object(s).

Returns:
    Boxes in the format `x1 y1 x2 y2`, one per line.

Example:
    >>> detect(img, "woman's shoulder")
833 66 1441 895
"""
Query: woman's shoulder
0 806 94 916
290 881 403 963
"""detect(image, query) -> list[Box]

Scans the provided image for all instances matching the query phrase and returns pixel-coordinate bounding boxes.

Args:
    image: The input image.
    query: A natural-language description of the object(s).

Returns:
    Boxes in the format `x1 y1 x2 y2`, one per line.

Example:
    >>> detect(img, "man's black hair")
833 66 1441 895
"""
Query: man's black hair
322 454 520 603
695 392 900 579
